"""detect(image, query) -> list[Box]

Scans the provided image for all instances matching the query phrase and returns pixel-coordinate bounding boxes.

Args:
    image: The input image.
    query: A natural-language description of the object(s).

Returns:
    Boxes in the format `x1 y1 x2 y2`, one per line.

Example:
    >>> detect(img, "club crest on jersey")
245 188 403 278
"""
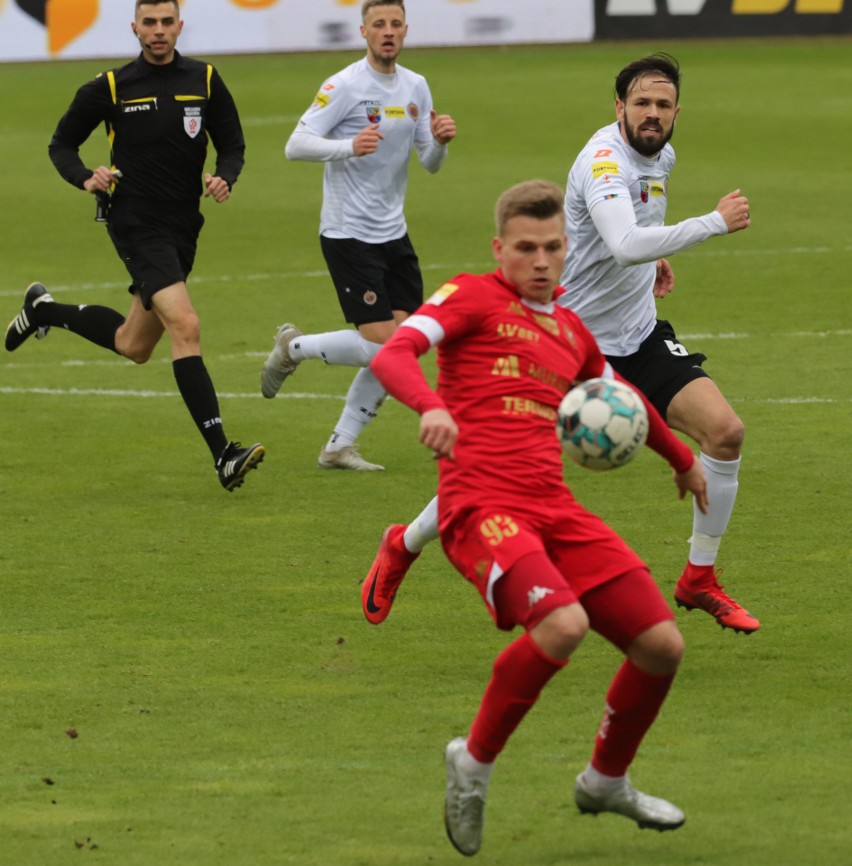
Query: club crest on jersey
365 102 382 124
183 106 202 138
407 102 419 121
363 290 378 306
640 181 650 203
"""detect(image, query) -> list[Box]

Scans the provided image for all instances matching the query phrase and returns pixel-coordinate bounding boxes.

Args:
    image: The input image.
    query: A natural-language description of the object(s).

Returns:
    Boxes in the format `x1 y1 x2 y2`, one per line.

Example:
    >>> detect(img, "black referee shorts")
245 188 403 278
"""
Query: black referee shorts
607 319 710 420
107 202 205 310
320 234 424 326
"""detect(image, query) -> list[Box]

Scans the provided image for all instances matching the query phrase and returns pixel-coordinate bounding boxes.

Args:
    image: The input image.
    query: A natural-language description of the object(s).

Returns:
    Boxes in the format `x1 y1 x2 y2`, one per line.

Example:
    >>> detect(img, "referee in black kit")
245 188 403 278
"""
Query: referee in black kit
4 0 264 492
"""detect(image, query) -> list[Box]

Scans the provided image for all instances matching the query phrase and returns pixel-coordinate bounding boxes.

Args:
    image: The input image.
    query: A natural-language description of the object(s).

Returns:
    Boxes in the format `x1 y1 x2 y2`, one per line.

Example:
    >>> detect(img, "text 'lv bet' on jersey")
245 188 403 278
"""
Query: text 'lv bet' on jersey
408 272 606 514
48 51 245 210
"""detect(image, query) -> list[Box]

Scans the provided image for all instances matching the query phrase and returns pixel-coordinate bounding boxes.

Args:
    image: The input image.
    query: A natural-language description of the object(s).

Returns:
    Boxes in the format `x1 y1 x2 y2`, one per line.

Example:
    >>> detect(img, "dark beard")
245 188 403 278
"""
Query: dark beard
623 121 674 158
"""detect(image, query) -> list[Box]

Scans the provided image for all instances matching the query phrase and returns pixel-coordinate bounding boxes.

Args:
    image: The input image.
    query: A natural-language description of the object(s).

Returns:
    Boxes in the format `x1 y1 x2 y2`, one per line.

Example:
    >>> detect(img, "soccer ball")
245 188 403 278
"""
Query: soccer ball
557 377 649 471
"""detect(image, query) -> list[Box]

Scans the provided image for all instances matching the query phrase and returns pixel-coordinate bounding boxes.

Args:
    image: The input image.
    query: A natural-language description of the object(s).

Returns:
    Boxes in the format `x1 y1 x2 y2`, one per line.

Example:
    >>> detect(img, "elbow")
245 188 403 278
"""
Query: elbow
612 250 639 268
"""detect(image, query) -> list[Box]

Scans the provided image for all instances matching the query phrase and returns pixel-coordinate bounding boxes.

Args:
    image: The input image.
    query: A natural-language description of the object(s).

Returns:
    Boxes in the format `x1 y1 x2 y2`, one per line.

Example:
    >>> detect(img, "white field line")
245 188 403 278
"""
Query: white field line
0 261 487 300
0 386 847 405
2 242 852 300
0 386 343 400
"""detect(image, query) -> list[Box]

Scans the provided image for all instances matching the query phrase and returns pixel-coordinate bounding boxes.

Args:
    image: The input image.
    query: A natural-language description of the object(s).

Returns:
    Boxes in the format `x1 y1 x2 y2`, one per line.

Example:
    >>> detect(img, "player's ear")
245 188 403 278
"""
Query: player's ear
492 236 503 263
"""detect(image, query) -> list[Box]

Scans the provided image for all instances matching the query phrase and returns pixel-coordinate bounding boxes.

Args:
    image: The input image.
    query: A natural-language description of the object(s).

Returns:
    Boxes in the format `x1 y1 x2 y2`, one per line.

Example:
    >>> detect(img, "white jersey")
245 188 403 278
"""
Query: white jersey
290 57 440 244
559 121 726 356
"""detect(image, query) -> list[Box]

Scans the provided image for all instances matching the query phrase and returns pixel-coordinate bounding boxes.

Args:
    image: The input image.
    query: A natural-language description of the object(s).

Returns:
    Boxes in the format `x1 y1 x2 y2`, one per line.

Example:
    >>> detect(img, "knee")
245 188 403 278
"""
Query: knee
629 622 684 675
530 604 589 661
171 311 201 346
706 414 745 456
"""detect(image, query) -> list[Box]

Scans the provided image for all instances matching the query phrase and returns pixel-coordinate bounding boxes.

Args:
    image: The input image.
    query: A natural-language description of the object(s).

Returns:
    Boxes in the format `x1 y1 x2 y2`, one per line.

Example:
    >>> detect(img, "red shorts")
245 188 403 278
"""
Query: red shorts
440 502 648 631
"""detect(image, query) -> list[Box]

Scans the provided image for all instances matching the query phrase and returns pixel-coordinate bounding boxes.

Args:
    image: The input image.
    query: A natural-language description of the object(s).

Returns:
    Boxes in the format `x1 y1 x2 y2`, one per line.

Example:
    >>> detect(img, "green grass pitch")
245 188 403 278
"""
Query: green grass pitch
1 37 850 865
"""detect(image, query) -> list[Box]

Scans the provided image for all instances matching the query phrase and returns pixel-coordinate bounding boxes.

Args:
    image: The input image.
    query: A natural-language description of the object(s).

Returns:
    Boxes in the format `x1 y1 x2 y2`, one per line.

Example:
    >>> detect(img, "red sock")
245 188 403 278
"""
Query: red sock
591 659 675 777
467 632 567 763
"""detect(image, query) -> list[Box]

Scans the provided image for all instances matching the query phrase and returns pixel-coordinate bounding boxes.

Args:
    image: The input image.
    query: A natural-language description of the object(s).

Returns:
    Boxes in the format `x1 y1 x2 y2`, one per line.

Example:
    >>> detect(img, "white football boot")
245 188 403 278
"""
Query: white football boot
260 323 302 398
444 738 489 856
317 445 384 471
574 771 685 831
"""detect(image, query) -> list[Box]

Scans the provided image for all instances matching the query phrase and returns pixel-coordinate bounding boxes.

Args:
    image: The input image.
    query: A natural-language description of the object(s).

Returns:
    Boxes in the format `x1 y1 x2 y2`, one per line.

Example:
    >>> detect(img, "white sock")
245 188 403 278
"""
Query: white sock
324 367 386 452
290 331 381 367
403 496 440 553
581 763 624 792
689 452 741 566
458 740 495 784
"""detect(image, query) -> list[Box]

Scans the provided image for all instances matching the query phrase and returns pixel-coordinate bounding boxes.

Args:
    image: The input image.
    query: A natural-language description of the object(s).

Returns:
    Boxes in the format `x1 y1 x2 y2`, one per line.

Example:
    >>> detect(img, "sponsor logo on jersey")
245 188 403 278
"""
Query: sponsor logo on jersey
385 106 405 118
363 291 378 306
322 83 335 91
122 103 153 113
427 282 459 305
313 92 330 108
183 106 202 138
528 364 571 392
496 322 540 343
593 148 613 158
532 314 560 337
407 101 419 120
603 193 619 200
592 160 620 179
500 396 557 422
491 355 521 379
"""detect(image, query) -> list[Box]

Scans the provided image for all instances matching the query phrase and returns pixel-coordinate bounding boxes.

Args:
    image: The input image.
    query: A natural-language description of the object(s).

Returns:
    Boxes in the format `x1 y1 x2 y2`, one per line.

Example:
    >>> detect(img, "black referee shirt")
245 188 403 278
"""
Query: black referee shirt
49 50 245 210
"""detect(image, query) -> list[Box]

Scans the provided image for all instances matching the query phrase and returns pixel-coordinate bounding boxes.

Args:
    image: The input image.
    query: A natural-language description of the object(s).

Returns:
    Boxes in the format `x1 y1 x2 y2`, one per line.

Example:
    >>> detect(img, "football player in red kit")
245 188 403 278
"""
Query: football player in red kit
369 180 707 856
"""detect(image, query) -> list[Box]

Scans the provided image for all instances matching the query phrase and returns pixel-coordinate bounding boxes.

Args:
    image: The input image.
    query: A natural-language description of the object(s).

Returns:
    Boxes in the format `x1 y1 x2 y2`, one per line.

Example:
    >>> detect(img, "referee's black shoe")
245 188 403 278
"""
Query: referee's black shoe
216 441 266 491
5 282 54 352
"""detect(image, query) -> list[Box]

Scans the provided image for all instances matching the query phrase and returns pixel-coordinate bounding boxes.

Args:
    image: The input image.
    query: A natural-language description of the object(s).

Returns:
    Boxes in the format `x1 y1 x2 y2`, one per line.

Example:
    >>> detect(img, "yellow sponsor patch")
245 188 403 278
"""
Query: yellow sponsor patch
650 182 665 197
592 160 619 178
312 92 330 108
428 283 460 306
385 106 405 118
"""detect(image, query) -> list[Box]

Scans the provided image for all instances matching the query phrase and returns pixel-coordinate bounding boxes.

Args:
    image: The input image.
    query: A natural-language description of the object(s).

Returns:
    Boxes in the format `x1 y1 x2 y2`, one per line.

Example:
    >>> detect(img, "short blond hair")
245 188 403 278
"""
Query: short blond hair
495 180 565 235
361 0 405 21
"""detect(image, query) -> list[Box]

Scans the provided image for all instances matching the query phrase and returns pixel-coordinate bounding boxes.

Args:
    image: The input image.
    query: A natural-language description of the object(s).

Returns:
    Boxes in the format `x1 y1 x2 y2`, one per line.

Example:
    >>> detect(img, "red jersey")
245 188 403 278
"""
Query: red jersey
406 270 604 516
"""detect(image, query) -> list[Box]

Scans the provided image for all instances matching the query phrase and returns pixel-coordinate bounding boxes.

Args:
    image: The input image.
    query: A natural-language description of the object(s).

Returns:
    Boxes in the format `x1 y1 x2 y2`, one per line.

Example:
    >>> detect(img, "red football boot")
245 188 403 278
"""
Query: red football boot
675 564 760 633
361 524 420 625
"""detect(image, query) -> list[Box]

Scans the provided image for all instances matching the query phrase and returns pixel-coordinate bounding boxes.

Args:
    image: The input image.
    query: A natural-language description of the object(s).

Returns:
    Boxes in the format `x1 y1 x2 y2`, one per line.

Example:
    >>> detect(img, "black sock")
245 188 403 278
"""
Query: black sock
172 355 229 460
37 302 125 353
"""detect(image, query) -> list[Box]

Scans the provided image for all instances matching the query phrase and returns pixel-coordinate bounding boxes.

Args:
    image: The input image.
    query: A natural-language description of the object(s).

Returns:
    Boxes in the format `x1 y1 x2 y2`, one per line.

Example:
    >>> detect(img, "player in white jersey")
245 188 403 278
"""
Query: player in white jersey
260 0 456 471
359 54 762 636
558 53 759 633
